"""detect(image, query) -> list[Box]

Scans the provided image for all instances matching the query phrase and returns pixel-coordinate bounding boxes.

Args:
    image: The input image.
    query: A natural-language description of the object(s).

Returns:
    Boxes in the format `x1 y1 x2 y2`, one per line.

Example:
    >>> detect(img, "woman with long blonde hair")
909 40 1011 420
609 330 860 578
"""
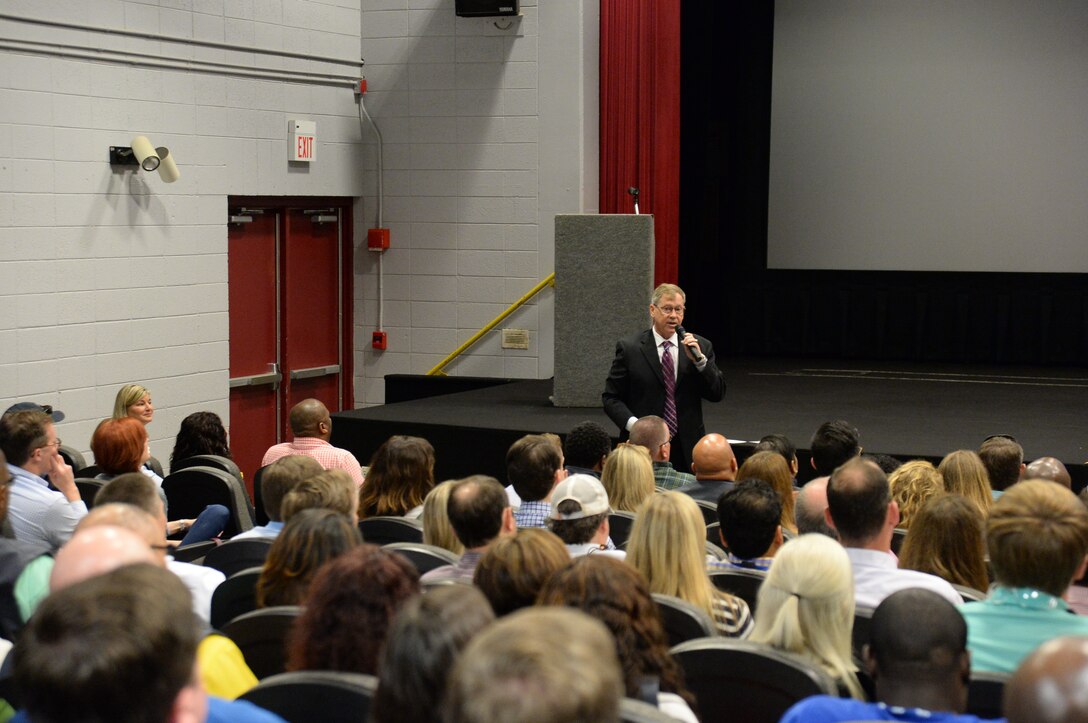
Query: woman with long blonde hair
421 480 463 555
600 444 656 513
888 460 945 529
737 451 797 533
938 450 993 515
750 533 864 699
627 492 752 637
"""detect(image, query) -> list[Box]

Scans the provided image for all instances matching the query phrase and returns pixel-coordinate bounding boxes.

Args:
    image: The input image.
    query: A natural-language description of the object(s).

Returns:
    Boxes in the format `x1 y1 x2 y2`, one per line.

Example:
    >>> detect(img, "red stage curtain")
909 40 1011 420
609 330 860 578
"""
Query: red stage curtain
599 0 681 285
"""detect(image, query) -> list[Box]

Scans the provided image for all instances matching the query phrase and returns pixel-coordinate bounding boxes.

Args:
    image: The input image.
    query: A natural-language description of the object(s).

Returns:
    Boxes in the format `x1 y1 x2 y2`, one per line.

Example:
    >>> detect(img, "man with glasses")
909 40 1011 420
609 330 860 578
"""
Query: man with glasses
0 410 85 550
603 283 725 474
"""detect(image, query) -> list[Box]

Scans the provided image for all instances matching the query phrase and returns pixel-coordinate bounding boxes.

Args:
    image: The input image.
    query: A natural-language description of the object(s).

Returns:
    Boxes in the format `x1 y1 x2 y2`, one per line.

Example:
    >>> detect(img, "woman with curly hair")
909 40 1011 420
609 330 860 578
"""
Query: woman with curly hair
737 450 797 533
600 443 656 513
357 436 435 520
169 411 233 467
749 533 864 699
537 556 698 723
888 459 945 529
899 494 990 593
255 508 362 608
627 492 753 638
938 449 993 516
286 544 420 675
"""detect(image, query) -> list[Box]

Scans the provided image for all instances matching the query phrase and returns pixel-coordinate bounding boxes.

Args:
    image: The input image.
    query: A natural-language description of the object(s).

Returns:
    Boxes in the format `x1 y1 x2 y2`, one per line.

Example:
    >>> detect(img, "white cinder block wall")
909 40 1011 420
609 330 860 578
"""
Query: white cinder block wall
0 0 596 463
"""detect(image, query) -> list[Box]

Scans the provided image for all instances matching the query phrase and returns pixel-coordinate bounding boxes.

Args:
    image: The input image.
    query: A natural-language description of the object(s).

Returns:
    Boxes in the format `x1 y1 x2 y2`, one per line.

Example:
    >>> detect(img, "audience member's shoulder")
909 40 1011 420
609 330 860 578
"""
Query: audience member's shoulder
208 696 288 722
780 695 874 723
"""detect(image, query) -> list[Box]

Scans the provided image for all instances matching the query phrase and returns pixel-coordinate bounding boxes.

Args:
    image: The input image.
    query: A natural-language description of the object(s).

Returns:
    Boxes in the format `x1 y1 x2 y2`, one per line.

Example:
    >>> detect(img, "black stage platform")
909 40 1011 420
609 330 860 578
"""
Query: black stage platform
332 358 1088 489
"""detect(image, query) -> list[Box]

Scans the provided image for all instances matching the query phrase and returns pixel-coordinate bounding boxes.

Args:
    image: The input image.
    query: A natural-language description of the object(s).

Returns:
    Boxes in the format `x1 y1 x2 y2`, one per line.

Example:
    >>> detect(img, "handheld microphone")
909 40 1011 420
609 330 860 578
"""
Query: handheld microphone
674 326 705 363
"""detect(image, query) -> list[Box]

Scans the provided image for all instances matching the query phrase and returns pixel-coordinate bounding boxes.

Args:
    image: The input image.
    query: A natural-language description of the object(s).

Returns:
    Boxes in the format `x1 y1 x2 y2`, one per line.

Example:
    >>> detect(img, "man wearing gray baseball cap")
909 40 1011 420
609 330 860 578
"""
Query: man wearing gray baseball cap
546 474 626 560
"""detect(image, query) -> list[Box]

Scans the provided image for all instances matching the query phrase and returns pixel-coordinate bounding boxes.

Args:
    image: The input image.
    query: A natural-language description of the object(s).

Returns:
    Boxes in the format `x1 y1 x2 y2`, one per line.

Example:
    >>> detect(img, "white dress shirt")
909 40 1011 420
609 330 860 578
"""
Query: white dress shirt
846 547 962 608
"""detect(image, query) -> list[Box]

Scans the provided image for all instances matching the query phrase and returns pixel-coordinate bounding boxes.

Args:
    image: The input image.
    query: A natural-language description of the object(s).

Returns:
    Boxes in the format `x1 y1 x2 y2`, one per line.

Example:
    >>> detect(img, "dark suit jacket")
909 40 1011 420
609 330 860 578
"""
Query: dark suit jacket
601 329 725 473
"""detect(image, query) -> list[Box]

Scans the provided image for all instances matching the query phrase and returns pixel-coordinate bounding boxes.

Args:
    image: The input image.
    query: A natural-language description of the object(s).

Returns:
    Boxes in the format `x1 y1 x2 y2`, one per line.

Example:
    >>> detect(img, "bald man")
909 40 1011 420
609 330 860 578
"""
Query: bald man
49 524 159 592
1024 457 1072 489
1006 636 1088 723
795 476 838 539
678 433 738 503
261 398 365 487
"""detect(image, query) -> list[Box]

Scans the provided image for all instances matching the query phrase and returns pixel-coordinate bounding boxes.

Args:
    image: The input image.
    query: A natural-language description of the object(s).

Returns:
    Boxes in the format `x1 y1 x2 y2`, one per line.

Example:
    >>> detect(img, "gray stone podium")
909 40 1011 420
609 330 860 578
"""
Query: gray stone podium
553 214 655 407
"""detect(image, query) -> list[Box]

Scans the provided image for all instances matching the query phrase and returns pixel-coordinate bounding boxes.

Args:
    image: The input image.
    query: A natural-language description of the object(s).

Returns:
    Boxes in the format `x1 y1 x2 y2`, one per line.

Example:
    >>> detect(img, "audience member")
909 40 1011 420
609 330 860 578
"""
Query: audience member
421 480 463 555
445 607 624 723
92 417 161 483
371 585 495 723
112 383 154 426
978 434 1023 494
810 420 861 476
750 533 864 699
961 480 1088 673
599 443 655 513
420 475 515 583
506 434 565 528
474 527 569 616
796 476 838 539
256 508 361 608
939 450 993 516
48 523 158 592
287 544 420 676
712 479 783 570
16 564 284 723
899 494 990 593
737 450 797 533
357 435 435 519
629 415 695 490
1005 636 1088 723
279 469 357 522
0 409 85 550
628 491 752 637
537 556 698 723
754 433 800 481
545 474 625 560
261 399 364 487
888 459 945 529
233 455 322 541
563 421 612 477
0 450 52 640
677 432 738 503
864 453 904 476
826 458 960 607
781 589 996 723
169 411 233 466
1024 456 1072 489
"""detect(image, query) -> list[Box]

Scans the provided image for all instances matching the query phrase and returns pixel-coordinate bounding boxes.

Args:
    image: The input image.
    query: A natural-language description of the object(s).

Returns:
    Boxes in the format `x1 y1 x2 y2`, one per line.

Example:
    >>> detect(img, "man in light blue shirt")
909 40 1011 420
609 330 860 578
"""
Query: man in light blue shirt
233 455 322 541
0 410 86 551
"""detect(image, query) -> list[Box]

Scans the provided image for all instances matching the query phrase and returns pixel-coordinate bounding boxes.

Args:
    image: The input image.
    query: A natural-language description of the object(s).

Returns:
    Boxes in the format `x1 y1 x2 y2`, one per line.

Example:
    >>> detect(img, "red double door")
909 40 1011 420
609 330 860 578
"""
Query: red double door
227 199 354 486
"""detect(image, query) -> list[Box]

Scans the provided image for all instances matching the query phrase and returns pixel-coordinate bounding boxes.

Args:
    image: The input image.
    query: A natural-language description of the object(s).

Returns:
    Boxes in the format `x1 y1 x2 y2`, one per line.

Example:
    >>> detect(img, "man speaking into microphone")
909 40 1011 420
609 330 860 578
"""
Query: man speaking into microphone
602 283 725 474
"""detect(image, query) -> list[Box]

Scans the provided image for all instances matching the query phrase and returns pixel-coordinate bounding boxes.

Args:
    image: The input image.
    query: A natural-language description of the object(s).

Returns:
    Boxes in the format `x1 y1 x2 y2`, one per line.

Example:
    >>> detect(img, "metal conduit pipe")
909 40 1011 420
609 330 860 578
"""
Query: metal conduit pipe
0 12 363 69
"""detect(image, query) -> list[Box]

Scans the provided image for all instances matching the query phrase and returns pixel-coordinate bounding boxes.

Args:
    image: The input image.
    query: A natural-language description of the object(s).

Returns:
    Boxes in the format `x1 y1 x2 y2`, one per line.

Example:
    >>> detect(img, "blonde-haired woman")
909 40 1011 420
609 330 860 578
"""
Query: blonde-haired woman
938 450 993 516
421 480 463 555
627 491 752 637
737 451 797 533
888 460 945 529
600 444 656 513
750 533 864 699
113 384 154 425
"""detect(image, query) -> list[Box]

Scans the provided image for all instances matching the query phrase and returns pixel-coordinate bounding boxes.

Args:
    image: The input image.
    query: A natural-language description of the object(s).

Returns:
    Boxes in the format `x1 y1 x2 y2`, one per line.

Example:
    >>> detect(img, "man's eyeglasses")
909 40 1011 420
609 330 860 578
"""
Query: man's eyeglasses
654 305 685 315
38 439 62 451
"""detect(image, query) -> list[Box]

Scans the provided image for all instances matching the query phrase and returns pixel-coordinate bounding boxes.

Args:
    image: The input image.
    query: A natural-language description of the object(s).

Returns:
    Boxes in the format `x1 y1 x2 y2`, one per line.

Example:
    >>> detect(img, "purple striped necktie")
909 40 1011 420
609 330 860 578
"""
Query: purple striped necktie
661 340 678 436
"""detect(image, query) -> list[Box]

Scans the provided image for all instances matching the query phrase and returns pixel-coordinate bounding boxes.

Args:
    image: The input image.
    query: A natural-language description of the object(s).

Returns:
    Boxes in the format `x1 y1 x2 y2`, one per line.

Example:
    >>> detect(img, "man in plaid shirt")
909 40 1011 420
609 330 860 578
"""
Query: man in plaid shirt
507 434 565 529
629 416 695 491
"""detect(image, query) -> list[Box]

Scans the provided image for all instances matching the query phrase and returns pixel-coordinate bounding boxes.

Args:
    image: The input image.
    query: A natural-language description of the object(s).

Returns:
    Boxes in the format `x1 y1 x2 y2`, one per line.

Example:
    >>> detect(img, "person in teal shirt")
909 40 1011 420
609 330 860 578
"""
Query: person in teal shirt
960 480 1088 674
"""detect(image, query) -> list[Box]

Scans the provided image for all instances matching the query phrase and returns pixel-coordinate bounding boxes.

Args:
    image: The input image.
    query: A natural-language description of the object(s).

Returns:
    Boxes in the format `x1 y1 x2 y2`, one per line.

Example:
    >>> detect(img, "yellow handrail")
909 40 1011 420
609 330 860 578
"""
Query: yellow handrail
427 273 556 376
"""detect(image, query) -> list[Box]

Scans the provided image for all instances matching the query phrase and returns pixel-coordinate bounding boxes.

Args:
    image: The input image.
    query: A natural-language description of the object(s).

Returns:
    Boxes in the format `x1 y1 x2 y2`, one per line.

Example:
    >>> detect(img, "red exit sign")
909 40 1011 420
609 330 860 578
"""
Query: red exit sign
289 120 316 162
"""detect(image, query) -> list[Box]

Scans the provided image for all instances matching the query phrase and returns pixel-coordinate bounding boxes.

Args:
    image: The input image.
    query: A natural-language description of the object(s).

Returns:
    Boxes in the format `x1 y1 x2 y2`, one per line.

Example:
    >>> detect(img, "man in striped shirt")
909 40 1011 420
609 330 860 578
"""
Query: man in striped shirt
261 399 365 488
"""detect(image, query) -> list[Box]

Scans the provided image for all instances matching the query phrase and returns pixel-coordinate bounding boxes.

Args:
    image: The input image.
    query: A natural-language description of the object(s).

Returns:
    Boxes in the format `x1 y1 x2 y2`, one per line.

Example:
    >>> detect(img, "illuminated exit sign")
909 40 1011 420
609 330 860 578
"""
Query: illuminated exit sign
289 119 316 162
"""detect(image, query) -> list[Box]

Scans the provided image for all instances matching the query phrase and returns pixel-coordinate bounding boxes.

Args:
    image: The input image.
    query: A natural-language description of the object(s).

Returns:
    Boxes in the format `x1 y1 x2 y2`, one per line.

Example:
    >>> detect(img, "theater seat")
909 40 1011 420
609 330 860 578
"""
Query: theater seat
652 593 715 647
709 568 766 615
240 670 378 723
383 542 459 575
162 465 255 538
967 670 1009 720
221 606 301 680
203 539 273 578
608 511 637 548
357 516 423 545
211 566 263 630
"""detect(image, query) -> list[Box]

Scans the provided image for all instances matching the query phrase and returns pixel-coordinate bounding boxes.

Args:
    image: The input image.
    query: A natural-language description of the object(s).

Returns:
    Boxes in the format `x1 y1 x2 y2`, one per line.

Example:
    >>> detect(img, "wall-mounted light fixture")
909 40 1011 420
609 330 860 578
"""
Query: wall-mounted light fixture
109 136 181 183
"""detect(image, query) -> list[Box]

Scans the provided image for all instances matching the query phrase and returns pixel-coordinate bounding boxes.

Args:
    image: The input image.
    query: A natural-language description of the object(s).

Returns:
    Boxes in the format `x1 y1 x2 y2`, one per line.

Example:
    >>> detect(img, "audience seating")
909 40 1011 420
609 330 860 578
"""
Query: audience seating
74 478 104 508
891 527 908 554
608 511 637 547
383 542 459 575
147 456 165 478
202 539 273 577
421 578 471 591
162 465 255 538
357 516 423 545
671 638 839 723
252 464 270 526
709 568 766 614
171 539 217 564
651 594 716 647
706 521 723 547
966 670 1009 719
240 671 378 723
210 566 263 630
694 500 719 526
852 605 877 660
76 464 101 479
619 697 680 722
952 583 987 603
58 444 86 472
705 539 727 561
171 454 245 486
221 606 301 680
